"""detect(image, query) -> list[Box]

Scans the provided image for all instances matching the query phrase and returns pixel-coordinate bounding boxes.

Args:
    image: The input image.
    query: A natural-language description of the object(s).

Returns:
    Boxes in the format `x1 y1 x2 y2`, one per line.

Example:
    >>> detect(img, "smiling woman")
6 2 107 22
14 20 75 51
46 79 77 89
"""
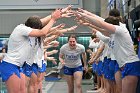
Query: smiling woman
59 34 88 93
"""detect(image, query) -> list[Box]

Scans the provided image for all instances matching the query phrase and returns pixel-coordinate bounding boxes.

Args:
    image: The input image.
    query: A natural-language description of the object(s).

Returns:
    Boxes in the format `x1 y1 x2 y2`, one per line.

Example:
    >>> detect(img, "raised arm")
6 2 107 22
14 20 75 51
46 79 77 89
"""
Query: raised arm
29 9 62 37
76 11 116 34
88 43 105 64
96 31 110 43
40 5 72 26
46 50 58 56
78 8 104 21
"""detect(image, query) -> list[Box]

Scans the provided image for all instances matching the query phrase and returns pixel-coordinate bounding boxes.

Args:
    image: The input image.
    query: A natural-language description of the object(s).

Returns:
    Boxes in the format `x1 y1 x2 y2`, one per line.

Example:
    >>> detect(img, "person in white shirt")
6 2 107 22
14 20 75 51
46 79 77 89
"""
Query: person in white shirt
75 11 140 93
0 6 73 93
75 8 125 93
59 34 87 93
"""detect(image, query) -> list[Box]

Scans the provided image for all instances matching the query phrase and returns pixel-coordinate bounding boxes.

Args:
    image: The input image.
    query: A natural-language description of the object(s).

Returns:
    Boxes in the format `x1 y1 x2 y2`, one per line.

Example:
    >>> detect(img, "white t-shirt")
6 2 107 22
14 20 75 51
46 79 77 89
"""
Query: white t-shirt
26 37 39 66
36 43 44 68
108 34 116 60
96 23 129 61
60 43 85 68
109 25 139 67
96 31 110 43
89 38 100 52
97 40 106 61
95 31 110 59
3 24 32 67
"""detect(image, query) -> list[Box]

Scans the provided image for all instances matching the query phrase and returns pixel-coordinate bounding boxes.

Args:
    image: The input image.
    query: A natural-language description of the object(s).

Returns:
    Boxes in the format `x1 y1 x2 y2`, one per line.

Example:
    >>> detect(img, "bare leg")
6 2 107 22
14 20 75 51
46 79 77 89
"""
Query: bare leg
20 73 26 93
105 80 111 93
110 81 115 93
122 75 138 93
97 76 101 89
28 73 38 93
5 74 21 93
115 71 122 93
64 75 74 93
99 76 106 93
74 71 83 93
25 75 30 93
94 76 102 92
101 76 106 93
38 81 42 93
37 72 44 93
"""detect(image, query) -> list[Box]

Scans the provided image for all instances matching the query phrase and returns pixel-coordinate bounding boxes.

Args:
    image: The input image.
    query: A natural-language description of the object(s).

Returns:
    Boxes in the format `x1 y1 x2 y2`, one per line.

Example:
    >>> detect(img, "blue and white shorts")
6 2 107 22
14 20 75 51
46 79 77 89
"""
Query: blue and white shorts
38 61 47 73
0 61 21 82
96 61 103 76
121 61 140 78
92 63 97 73
64 65 83 75
22 63 33 77
31 63 38 75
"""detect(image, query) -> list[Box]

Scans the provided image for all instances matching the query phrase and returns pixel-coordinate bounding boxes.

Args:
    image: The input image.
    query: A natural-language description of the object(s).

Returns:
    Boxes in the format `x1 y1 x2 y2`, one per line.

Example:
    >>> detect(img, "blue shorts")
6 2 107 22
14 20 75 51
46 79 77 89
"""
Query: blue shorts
92 63 97 73
99 61 104 74
96 61 103 76
31 63 38 75
102 57 108 74
22 63 33 77
108 60 117 81
38 61 47 73
104 58 111 79
115 61 120 73
121 61 140 78
64 65 83 75
0 61 21 82
19 67 24 73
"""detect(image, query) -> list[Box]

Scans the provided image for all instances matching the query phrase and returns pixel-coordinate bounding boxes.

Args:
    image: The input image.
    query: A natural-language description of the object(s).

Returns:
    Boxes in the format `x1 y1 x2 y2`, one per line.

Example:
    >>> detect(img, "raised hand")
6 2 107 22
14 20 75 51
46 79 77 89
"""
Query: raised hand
77 18 90 26
53 25 78 36
50 41 59 47
66 25 78 32
51 23 65 31
51 50 58 54
78 8 93 16
61 12 74 18
47 57 57 65
61 5 73 13
51 9 62 21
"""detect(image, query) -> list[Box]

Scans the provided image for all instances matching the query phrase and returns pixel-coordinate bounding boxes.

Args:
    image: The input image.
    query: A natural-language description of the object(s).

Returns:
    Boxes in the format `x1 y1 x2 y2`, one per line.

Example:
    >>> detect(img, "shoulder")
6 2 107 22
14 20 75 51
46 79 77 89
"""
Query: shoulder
15 24 32 32
77 43 85 49
15 24 29 29
114 25 128 35
60 43 68 49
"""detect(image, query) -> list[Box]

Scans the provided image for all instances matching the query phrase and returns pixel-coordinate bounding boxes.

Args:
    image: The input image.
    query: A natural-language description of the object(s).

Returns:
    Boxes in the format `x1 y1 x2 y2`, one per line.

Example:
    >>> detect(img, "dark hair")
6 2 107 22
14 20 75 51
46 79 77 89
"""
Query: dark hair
109 9 120 17
25 15 43 47
105 16 119 25
25 15 43 29
109 9 124 23
91 34 97 39
68 34 77 41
